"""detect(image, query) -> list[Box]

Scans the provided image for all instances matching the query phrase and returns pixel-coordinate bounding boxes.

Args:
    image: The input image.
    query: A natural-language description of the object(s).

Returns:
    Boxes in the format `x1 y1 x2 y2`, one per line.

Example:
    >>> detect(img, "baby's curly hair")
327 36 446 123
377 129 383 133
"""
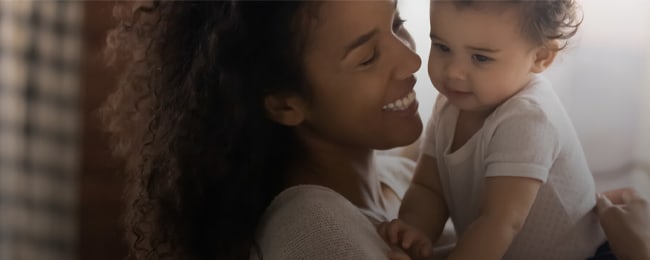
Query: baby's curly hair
102 1 316 259
451 0 583 50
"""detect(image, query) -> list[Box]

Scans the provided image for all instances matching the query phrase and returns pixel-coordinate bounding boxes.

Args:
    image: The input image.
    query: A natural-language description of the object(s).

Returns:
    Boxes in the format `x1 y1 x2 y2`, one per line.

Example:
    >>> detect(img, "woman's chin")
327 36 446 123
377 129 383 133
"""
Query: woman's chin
377 119 423 150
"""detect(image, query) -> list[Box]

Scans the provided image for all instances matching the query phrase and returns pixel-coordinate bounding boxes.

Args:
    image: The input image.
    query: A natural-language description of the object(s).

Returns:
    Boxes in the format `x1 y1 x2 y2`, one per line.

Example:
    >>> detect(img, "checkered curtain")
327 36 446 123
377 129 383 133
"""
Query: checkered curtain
0 1 81 260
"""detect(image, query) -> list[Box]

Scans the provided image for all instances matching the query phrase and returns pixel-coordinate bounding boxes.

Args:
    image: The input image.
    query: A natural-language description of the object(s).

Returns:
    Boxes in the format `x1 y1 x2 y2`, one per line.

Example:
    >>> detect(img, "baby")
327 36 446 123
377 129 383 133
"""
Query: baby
379 1 609 259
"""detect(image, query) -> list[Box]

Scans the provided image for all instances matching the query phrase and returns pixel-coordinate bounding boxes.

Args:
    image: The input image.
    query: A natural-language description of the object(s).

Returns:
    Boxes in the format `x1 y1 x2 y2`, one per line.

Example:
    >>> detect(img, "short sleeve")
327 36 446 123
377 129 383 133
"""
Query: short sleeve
255 187 390 260
484 102 560 183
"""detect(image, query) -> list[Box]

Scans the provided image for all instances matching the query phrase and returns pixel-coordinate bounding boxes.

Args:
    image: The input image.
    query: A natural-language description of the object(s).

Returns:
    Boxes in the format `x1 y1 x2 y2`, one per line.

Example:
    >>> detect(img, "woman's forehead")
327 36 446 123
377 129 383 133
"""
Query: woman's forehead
314 0 397 29
306 0 397 56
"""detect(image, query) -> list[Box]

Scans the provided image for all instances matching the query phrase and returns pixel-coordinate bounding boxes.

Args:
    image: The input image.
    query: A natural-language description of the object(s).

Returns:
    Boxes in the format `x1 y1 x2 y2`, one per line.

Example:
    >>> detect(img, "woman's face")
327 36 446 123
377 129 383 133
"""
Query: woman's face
299 0 423 151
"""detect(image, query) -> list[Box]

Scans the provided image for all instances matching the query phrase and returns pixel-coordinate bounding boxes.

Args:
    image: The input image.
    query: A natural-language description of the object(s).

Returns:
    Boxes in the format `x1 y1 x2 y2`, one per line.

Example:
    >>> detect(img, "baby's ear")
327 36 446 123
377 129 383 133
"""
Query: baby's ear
264 93 306 126
531 40 560 73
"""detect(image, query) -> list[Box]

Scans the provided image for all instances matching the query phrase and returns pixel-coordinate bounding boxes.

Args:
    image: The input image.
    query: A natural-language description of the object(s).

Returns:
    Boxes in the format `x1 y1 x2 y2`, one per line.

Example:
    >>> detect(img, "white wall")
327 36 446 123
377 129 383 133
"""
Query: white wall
399 0 436 125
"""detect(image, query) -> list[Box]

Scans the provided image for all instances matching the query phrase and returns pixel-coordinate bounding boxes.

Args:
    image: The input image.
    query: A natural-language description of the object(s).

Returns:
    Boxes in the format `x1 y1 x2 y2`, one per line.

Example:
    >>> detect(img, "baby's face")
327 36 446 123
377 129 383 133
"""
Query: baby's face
427 1 545 112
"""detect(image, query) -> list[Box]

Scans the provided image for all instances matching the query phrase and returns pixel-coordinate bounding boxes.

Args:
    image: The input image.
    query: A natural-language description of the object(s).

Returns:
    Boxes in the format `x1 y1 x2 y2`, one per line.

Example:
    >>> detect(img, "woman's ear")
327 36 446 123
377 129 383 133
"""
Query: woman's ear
264 94 306 126
530 40 560 73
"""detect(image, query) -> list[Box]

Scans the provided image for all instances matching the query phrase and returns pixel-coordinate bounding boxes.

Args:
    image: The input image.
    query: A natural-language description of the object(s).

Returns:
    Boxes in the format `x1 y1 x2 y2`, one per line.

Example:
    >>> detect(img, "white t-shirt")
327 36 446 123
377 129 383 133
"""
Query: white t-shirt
253 155 414 260
421 75 606 260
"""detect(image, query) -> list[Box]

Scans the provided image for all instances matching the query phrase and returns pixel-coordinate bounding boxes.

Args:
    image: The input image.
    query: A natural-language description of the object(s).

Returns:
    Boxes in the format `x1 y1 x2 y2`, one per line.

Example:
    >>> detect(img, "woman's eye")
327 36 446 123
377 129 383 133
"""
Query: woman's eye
360 52 378 66
434 43 450 53
472 54 492 63
392 17 406 32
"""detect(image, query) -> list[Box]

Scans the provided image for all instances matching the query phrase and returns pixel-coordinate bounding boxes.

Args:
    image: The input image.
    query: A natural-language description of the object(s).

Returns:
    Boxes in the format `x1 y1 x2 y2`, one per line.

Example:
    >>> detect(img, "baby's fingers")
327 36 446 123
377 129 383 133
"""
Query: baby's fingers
409 237 434 259
388 250 412 260
388 219 402 244
401 230 418 249
377 222 389 240
416 240 434 259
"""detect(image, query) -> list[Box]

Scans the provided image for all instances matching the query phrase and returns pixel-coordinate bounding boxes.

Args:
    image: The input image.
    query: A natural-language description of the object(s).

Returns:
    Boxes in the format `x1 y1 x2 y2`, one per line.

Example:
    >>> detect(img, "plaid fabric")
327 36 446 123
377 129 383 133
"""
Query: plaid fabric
0 1 81 260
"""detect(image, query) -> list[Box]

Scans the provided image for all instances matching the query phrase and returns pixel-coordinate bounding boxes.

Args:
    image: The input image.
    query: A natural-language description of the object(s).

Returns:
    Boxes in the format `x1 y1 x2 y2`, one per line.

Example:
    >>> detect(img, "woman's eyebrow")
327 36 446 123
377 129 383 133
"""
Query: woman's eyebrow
342 28 378 59
342 0 396 60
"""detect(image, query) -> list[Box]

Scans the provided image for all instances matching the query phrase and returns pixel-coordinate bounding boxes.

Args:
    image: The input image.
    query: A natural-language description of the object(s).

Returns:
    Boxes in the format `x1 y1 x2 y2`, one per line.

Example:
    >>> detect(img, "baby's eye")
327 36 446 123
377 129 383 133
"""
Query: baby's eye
472 54 492 63
434 43 450 53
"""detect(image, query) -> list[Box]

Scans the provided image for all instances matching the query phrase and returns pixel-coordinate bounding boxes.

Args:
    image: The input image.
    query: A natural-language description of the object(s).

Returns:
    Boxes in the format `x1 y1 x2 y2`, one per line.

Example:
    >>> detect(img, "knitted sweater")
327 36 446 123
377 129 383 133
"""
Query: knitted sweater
253 155 415 260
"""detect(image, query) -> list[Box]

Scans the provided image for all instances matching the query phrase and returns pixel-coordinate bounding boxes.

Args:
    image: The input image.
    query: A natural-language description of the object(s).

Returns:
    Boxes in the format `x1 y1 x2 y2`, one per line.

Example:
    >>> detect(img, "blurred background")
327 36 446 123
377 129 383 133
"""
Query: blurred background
1 2 125 260
0 1 647 260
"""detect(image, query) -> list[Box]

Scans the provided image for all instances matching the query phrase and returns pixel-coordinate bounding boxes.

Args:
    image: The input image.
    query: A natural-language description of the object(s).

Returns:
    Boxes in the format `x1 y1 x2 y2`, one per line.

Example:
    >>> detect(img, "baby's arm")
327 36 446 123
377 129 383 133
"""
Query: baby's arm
399 154 449 244
447 176 542 260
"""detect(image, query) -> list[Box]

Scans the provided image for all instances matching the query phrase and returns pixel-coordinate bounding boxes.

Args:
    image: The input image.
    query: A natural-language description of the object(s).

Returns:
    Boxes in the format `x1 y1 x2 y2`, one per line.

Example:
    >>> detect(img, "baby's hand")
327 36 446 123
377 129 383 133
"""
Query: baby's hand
377 219 434 260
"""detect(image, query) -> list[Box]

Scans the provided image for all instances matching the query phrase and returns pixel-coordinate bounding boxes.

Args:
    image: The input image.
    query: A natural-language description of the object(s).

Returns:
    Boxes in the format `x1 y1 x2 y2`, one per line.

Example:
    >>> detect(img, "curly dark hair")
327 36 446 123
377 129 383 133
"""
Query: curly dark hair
450 0 583 50
102 1 317 259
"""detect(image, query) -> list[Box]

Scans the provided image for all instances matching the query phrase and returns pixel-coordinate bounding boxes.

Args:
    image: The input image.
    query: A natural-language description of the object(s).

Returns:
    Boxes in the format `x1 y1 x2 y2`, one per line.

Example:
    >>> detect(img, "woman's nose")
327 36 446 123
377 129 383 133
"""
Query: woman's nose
393 39 422 80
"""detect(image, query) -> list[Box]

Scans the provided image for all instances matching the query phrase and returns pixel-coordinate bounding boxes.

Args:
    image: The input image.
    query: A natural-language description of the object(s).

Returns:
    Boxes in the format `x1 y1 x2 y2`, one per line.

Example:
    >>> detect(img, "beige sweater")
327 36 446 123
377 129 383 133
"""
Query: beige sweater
253 155 415 260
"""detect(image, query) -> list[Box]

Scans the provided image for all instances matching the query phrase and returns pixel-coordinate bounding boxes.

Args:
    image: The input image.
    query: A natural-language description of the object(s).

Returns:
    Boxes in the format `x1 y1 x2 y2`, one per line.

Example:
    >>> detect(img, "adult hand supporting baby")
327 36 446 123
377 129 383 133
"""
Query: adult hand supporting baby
596 188 650 260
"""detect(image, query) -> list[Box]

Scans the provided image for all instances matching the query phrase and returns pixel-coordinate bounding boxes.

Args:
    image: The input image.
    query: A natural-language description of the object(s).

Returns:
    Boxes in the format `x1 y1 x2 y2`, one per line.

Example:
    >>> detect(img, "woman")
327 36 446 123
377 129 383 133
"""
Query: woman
102 1 650 259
